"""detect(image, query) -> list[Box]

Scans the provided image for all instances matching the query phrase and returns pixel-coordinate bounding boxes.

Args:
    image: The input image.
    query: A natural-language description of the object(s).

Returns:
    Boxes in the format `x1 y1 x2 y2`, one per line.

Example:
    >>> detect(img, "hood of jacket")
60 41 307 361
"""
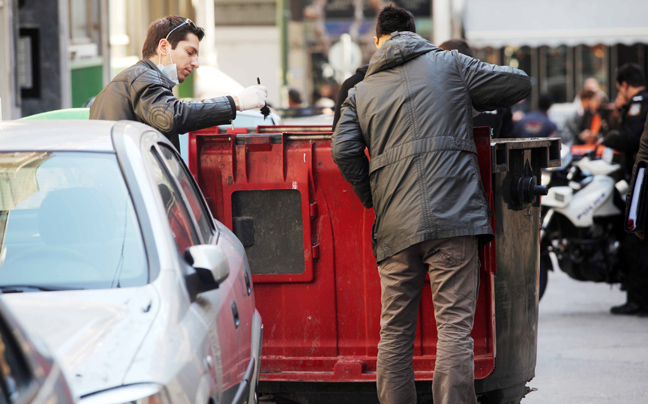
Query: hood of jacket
366 31 435 77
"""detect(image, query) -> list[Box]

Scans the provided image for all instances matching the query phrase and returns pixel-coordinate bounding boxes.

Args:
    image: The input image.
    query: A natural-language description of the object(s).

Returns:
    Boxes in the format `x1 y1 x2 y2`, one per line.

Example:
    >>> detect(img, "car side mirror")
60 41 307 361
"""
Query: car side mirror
185 244 230 288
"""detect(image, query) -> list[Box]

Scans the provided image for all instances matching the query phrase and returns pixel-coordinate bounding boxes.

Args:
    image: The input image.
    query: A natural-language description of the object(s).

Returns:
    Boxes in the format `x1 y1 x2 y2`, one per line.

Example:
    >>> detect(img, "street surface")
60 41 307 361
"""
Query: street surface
261 266 648 404
523 268 648 403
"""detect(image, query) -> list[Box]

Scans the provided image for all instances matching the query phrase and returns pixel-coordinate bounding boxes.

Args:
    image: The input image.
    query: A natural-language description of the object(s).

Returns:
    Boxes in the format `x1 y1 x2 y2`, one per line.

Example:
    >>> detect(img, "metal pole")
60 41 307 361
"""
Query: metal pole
59 0 71 108
0 0 20 119
100 0 110 85
277 0 289 94
433 0 452 45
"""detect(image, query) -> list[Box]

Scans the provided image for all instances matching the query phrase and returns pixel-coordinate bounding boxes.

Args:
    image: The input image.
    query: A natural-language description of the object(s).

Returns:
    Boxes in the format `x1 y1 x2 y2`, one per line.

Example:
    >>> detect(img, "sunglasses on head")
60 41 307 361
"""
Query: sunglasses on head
165 18 198 40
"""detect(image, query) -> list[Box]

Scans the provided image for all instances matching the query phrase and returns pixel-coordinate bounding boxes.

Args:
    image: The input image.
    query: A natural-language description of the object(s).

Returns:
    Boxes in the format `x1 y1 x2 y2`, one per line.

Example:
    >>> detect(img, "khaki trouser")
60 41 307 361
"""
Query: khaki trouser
376 236 479 404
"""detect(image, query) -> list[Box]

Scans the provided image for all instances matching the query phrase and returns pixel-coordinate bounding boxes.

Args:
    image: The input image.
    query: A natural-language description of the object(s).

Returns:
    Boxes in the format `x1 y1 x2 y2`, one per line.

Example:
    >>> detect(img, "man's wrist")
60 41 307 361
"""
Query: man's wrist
232 95 240 111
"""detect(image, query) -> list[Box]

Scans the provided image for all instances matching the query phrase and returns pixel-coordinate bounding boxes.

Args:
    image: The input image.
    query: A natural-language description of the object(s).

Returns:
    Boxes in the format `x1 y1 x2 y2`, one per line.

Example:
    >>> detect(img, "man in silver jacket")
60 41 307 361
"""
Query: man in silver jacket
91 16 267 149
332 6 531 404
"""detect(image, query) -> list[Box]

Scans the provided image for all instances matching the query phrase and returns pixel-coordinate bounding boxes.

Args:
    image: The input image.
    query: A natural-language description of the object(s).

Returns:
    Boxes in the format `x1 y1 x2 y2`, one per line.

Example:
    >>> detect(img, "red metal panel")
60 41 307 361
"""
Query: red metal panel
189 126 496 383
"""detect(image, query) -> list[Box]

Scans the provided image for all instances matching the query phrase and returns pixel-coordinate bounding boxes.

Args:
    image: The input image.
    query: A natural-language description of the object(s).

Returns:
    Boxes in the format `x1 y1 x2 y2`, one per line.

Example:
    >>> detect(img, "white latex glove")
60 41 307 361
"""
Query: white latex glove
234 85 267 111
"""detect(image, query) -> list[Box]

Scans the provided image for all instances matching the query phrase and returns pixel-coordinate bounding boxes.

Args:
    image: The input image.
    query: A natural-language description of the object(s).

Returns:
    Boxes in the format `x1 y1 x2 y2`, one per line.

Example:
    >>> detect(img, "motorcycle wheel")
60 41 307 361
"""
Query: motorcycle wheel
539 257 549 300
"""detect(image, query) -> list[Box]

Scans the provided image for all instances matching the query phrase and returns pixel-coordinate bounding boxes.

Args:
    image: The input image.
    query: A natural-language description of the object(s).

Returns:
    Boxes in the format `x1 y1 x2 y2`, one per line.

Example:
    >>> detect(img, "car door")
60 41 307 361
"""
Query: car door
152 143 252 403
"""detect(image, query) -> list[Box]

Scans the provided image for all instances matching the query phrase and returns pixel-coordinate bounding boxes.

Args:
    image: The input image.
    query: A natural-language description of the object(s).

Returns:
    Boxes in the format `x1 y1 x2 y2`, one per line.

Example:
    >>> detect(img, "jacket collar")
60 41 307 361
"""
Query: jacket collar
140 59 177 88
366 31 436 77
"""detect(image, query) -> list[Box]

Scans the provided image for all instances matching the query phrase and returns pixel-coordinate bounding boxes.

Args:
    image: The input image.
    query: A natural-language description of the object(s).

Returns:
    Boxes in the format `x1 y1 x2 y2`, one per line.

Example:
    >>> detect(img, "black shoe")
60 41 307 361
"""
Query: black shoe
610 302 647 315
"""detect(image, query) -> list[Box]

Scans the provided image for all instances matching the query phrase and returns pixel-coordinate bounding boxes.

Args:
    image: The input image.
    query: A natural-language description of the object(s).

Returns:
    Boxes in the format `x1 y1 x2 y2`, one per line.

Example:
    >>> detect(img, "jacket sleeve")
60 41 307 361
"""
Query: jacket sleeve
131 71 237 135
331 89 373 208
454 51 532 112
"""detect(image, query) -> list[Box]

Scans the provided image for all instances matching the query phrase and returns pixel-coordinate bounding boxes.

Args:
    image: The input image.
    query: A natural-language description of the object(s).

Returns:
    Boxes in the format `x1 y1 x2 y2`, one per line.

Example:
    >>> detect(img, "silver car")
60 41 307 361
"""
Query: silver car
0 120 262 404
0 298 75 404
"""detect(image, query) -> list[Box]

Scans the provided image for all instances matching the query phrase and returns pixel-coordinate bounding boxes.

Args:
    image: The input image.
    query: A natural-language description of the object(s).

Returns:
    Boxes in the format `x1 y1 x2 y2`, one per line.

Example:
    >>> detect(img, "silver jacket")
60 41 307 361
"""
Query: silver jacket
332 32 532 262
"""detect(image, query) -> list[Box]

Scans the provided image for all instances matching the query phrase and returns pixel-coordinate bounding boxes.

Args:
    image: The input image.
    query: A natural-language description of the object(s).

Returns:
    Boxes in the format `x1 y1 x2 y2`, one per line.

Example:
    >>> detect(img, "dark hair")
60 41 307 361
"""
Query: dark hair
616 63 645 88
376 5 416 38
579 88 596 101
288 88 303 104
142 16 205 59
439 39 474 58
538 93 553 112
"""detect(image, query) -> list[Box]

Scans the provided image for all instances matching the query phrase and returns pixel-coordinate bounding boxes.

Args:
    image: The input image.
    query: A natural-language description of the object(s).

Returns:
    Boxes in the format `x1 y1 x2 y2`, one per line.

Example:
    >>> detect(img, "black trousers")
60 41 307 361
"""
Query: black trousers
621 234 648 308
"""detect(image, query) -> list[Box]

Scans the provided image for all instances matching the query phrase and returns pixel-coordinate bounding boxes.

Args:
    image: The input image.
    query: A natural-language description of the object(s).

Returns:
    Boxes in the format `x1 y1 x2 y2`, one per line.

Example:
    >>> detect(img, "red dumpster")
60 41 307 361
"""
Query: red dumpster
189 126 560 403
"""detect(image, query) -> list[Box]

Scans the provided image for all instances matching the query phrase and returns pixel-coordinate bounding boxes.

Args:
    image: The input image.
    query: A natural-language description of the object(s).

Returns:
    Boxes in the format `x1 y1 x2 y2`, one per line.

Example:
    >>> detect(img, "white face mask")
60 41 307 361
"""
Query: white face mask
157 51 179 86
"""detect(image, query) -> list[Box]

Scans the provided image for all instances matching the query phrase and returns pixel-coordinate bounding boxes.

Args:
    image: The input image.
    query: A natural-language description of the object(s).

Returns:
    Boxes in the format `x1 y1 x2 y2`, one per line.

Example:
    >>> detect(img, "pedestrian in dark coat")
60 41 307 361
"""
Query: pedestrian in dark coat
332 6 531 404
605 63 648 316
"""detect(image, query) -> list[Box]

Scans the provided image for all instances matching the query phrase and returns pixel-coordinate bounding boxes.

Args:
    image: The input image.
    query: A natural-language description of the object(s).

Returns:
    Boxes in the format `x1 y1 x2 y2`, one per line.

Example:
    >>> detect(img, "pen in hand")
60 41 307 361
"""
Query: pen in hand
257 77 270 120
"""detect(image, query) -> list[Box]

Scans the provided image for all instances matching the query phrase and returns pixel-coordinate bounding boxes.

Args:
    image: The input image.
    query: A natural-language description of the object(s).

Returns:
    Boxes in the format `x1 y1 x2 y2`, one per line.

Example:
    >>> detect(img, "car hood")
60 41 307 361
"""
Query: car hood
2 286 159 397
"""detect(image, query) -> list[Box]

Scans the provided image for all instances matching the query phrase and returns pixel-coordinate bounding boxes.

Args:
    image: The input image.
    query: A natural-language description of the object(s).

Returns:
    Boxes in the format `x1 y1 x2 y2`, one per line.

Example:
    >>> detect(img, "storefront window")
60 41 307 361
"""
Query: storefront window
475 47 499 65
503 46 532 76
542 45 568 103
576 44 607 95
617 44 645 68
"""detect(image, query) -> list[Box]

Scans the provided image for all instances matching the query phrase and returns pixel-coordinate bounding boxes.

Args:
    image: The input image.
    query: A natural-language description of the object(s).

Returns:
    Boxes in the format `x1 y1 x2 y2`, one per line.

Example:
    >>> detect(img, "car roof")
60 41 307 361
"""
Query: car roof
0 120 130 152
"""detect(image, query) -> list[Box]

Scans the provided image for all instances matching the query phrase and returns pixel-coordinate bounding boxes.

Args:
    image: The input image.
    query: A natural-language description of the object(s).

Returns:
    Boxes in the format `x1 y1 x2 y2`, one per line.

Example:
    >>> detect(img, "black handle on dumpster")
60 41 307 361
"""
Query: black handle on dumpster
534 184 548 195
511 176 547 204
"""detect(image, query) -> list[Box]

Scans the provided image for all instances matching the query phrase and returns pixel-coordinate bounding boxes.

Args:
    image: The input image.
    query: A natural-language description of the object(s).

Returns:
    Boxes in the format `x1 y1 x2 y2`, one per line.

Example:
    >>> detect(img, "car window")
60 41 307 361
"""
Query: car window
148 148 200 253
158 145 214 242
0 152 147 290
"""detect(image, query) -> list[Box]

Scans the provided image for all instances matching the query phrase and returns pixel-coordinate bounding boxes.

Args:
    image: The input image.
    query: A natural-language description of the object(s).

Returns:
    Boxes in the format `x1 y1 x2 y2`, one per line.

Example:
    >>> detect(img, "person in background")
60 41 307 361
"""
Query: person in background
606 90 627 133
602 63 648 176
438 39 515 138
563 89 604 145
332 5 531 403
314 83 337 111
513 93 558 138
574 77 609 107
511 99 530 122
288 88 305 108
600 64 648 316
90 16 267 150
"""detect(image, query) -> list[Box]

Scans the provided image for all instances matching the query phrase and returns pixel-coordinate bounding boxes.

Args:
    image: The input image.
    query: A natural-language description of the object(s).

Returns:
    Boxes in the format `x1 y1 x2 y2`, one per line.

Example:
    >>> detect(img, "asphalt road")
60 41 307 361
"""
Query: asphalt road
523 269 648 403
260 267 648 404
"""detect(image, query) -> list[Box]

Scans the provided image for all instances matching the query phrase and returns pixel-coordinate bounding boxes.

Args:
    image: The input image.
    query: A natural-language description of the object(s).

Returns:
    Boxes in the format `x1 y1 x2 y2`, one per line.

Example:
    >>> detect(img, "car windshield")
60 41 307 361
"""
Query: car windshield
0 152 147 291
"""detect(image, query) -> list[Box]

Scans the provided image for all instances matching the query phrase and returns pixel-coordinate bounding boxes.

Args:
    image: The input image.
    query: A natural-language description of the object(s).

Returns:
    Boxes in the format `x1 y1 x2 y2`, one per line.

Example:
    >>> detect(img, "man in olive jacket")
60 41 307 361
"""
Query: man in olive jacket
90 16 267 150
332 6 531 404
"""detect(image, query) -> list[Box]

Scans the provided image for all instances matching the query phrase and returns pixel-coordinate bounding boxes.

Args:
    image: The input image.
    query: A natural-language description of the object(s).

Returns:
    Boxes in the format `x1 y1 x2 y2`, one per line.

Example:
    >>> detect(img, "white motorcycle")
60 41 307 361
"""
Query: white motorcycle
539 146 629 299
